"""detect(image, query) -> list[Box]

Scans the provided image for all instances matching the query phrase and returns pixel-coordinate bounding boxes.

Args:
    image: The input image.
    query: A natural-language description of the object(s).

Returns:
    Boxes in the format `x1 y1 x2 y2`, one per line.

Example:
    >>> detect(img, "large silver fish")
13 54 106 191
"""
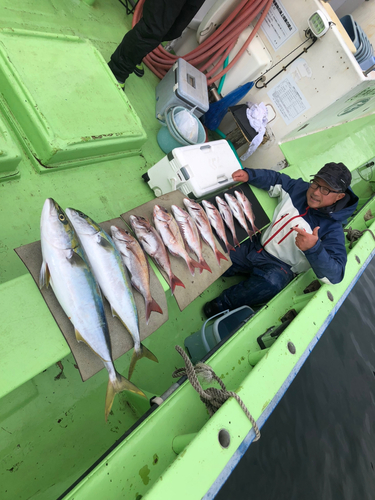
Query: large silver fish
153 205 205 276
215 196 240 247
224 192 252 239
183 198 227 266
65 208 158 380
110 225 163 324
171 204 211 274
129 215 185 295
202 200 235 255
40 199 145 421
235 190 260 236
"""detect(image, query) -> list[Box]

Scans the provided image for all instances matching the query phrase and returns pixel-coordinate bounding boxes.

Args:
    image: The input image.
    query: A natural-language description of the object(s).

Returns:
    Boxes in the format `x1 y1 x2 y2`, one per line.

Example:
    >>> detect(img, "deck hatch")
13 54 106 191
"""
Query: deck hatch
0 29 147 168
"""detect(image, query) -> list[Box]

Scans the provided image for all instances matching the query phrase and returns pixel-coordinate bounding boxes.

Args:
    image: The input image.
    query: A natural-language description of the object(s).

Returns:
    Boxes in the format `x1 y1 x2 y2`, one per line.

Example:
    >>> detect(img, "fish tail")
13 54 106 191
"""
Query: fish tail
233 235 240 247
215 248 228 266
190 257 210 275
247 229 254 241
252 223 260 235
105 372 146 421
186 257 197 276
145 297 163 324
199 257 212 274
170 273 185 295
128 344 159 379
226 242 236 253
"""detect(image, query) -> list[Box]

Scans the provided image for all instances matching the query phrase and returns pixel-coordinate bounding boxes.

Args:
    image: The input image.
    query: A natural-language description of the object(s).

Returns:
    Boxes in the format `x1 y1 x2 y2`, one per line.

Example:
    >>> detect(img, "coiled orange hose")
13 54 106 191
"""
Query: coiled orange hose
132 0 273 85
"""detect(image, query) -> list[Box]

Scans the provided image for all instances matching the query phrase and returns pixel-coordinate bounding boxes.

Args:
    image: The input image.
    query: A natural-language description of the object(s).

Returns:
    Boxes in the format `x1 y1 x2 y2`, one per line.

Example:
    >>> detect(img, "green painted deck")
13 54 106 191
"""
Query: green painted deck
0 1 375 499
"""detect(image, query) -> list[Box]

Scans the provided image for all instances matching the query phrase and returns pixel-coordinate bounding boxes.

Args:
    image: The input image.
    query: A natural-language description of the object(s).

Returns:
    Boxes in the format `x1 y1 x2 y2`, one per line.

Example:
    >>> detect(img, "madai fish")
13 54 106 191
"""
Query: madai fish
224 192 253 239
183 198 227 266
65 208 158 380
215 196 240 247
171 204 211 274
202 200 235 255
40 199 145 421
129 215 185 295
110 225 163 324
153 204 205 276
235 190 260 236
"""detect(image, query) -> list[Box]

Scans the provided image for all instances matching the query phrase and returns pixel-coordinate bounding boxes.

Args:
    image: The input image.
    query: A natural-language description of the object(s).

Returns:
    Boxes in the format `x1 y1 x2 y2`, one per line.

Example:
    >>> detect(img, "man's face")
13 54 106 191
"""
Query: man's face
306 177 346 209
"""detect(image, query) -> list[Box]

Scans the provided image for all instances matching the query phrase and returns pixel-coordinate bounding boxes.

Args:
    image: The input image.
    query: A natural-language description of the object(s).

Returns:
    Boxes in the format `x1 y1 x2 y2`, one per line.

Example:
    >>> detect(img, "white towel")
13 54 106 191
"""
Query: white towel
240 102 268 161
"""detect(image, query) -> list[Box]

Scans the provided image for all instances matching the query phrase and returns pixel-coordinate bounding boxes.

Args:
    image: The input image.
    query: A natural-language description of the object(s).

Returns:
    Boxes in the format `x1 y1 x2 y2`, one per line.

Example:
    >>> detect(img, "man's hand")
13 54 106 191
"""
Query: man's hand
232 169 249 183
293 226 320 251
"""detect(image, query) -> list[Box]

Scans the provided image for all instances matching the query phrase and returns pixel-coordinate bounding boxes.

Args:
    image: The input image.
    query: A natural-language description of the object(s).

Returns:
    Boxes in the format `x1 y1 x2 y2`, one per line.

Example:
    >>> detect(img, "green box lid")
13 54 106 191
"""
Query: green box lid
0 29 147 168
0 112 21 178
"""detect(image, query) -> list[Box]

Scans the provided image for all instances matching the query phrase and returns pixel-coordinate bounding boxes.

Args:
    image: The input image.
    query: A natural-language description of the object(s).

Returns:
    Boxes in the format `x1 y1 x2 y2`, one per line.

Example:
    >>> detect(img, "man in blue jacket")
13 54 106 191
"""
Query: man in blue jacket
204 162 359 317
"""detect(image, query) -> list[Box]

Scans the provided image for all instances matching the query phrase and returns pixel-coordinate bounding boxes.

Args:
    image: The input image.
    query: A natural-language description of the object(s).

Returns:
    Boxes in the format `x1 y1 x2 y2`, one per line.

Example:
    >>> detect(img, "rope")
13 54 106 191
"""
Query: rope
344 226 375 249
172 345 260 441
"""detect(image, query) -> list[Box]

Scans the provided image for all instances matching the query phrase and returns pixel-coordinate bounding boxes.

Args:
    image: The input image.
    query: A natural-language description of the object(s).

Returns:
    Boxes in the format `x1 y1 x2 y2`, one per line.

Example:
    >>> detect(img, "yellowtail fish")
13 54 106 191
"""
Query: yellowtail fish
183 198 227 266
215 196 240 247
65 208 158 380
235 190 260 236
40 199 145 421
224 192 253 240
129 215 185 295
110 225 163 324
153 205 205 276
171 204 212 274
202 200 235 255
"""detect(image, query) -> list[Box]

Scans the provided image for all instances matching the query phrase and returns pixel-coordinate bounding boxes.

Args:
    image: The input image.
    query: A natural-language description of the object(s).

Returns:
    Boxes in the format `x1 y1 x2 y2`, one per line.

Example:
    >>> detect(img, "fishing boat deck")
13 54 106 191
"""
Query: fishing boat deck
1 1 375 499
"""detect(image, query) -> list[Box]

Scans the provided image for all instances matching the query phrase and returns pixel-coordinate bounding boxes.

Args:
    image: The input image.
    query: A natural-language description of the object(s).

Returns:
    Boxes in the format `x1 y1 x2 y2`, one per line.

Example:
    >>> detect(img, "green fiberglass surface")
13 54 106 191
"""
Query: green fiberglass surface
1 1 375 499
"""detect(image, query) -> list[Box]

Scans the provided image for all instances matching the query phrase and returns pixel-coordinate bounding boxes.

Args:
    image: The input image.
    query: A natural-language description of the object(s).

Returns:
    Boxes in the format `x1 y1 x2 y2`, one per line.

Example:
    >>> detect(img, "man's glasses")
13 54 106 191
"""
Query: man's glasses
309 180 340 196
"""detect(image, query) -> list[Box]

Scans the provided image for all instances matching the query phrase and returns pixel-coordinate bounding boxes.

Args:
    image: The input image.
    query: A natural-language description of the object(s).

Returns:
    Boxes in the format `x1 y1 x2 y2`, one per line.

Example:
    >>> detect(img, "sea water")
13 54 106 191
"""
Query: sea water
217 257 375 500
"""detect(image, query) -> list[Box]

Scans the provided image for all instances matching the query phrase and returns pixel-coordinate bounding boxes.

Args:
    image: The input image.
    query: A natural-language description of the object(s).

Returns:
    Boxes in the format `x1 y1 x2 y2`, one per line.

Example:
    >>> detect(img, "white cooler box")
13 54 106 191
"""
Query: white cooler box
155 58 209 122
143 140 240 199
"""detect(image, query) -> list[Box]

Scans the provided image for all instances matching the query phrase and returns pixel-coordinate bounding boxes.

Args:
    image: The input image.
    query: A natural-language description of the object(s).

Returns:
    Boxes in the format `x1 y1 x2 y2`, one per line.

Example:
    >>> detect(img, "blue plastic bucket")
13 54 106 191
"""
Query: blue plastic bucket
157 106 206 154
184 306 254 364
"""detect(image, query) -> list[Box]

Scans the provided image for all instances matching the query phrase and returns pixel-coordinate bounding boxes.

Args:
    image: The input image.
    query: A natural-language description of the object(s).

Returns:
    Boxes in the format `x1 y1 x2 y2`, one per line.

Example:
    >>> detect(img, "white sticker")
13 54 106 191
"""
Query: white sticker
261 0 297 51
267 75 310 125
289 58 313 81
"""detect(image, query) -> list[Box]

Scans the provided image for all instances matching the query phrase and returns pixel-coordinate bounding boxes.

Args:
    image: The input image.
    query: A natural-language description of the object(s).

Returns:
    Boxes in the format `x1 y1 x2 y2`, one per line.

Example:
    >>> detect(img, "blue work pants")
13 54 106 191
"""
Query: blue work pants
215 237 295 311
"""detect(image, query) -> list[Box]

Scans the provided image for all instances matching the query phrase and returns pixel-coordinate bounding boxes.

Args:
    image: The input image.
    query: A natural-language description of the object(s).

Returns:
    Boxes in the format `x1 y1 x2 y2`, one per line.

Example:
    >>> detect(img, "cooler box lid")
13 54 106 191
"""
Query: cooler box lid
0 29 147 169
174 58 209 113
171 140 239 198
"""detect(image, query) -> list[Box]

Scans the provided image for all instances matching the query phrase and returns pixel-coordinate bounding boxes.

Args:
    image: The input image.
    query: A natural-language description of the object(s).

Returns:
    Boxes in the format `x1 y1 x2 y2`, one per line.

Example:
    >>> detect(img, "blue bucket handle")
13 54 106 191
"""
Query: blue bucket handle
200 310 229 353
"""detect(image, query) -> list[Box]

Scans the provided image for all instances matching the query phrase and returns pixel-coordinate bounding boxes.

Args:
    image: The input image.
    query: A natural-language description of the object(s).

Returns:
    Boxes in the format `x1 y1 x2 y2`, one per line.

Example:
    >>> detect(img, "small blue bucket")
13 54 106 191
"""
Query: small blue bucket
157 105 206 154
184 306 254 364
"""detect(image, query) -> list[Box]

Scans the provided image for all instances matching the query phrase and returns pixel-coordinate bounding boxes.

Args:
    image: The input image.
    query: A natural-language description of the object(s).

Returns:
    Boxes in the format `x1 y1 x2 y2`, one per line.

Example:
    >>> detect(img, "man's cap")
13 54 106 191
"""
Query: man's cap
313 162 352 192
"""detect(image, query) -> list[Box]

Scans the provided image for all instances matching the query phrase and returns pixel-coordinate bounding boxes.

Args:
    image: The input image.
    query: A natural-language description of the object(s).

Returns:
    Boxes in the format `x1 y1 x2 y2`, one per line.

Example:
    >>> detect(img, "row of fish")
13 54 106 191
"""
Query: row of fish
39 190 258 420
40 199 159 421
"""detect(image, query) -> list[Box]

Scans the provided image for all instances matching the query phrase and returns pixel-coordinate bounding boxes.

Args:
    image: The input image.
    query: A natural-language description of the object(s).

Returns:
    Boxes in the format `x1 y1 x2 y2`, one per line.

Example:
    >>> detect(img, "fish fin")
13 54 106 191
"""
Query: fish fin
170 273 185 295
145 297 163 324
190 258 209 274
68 251 86 267
252 224 260 235
105 372 146 421
215 248 228 266
199 258 212 274
111 306 120 319
96 234 112 250
39 261 51 289
75 329 110 362
128 344 159 379
226 242 236 253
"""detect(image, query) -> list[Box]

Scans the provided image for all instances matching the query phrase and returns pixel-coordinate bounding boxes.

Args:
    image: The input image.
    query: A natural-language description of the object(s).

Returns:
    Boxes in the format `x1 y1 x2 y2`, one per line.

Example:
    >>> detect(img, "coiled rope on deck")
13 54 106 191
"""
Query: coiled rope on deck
344 226 375 249
172 345 260 441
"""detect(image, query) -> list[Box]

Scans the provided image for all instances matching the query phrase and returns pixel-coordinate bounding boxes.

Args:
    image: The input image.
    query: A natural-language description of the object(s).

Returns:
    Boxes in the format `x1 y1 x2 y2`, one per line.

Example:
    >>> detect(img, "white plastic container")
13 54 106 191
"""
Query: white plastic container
143 139 240 199
155 58 209 122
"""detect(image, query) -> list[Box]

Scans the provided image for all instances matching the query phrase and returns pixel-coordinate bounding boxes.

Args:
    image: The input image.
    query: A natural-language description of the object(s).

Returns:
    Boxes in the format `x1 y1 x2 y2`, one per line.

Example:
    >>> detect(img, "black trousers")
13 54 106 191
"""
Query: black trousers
109 0 205 82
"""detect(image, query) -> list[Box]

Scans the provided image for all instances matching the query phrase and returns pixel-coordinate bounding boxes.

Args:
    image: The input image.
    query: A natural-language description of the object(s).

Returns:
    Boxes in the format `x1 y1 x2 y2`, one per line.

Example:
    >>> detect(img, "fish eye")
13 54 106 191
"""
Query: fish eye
59 213 65 221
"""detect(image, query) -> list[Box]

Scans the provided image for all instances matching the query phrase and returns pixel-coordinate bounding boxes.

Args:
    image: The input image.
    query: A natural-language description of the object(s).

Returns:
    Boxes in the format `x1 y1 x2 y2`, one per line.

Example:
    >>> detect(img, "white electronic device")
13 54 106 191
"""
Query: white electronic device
308 10 330 38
